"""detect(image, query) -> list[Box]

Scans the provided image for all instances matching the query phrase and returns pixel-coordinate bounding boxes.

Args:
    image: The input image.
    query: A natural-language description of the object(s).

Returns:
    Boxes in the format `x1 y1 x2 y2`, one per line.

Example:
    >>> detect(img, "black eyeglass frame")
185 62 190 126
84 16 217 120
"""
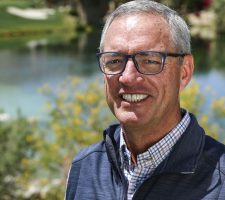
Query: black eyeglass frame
96 50 188 75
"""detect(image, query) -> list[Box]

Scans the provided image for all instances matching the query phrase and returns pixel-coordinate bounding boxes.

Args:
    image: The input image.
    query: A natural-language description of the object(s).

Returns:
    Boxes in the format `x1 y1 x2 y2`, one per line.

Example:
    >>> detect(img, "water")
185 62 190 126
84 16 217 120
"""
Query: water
0 33 225 119
0 45 98 118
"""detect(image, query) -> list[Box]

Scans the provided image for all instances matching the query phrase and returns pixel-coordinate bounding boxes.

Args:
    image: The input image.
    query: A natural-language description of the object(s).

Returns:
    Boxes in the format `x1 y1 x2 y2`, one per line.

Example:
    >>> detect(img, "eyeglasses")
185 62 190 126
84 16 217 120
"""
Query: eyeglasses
96 50 187 75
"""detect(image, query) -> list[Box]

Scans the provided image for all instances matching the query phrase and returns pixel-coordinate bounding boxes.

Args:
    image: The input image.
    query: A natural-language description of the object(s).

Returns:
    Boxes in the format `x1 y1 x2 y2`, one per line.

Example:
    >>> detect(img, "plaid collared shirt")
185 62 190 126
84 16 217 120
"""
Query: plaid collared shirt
119 110 190 200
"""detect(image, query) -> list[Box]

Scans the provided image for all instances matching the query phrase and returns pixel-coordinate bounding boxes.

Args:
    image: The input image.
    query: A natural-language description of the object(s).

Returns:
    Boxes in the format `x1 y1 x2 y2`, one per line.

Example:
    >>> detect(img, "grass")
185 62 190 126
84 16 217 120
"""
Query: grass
0 0 33 8
0 0 75 38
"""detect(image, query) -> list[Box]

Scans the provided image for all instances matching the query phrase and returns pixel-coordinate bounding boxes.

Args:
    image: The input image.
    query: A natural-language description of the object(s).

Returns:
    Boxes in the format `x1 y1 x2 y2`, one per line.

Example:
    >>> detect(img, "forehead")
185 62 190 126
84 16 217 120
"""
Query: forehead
104 13 172 52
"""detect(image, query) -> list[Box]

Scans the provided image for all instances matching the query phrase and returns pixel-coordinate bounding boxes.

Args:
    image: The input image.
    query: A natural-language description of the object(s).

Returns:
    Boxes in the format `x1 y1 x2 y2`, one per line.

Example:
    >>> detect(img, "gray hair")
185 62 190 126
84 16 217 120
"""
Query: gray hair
99 0 191 53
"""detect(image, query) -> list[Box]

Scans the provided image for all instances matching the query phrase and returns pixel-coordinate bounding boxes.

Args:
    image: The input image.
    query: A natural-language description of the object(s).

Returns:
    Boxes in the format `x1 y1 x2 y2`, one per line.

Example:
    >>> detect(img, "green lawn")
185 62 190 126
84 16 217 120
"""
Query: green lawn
0 0 33 8
0 0 75 37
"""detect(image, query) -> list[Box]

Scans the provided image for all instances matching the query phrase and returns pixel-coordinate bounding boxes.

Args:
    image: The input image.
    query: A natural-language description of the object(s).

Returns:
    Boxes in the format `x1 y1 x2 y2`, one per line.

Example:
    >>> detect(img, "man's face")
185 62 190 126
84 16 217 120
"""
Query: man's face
103 14 192 133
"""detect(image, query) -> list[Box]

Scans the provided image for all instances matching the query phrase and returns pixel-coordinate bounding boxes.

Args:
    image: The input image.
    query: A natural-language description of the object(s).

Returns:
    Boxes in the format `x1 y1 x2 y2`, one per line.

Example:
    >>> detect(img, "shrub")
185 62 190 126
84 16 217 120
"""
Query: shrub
7 76 225 199
0 112 39 199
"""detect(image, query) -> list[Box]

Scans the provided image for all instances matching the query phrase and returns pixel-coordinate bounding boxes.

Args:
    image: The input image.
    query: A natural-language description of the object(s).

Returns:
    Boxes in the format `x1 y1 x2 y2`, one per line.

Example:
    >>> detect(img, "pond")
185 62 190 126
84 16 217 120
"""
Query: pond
0 32 225 121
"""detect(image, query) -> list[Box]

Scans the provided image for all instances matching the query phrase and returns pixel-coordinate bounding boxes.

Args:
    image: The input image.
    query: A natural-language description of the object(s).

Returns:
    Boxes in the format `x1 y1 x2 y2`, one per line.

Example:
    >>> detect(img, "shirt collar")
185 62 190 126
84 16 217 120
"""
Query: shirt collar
120 110 191 169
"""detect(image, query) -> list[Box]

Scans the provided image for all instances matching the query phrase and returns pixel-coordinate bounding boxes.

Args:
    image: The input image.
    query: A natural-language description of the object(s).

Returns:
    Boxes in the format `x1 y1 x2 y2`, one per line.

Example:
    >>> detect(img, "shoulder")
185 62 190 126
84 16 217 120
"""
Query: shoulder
204 135 225 157
188 113 225 172
65 140 109 200
204 135 225 174
72 123 121 164
72 140 106 164
205 135 225 151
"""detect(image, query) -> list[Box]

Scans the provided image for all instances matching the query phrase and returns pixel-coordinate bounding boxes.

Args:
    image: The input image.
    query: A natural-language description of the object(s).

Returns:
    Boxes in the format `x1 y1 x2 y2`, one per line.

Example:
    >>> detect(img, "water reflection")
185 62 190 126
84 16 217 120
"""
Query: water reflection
0 32 224 117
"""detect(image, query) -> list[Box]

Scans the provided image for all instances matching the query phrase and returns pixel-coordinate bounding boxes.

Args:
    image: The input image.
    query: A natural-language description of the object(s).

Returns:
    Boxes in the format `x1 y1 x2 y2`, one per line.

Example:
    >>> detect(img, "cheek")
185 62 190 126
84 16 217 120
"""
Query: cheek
104 78 118 116
156 72 180 100
104 76 117 101
165 76 181 101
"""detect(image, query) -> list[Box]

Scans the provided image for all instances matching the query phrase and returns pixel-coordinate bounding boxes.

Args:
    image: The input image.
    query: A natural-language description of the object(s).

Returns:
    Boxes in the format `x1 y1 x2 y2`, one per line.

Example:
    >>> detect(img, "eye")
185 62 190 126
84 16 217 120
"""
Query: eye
136 53 162 67
106 59 122 65
143 59 161 65
104 55 124 68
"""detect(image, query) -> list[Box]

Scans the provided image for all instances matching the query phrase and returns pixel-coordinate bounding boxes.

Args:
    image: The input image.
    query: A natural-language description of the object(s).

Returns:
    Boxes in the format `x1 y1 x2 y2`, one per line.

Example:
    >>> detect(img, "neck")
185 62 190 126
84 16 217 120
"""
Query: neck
122 109 182 163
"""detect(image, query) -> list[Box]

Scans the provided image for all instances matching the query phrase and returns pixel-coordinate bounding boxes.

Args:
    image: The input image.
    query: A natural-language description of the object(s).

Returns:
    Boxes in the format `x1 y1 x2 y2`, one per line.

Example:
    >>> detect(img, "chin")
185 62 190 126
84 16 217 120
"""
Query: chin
116 113 143 126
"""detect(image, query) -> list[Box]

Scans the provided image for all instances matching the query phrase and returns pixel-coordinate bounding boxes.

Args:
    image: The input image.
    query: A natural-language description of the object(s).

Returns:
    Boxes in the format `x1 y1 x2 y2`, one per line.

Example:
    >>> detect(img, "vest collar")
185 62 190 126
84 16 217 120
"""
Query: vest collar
104 113 205 175
154 113 205 175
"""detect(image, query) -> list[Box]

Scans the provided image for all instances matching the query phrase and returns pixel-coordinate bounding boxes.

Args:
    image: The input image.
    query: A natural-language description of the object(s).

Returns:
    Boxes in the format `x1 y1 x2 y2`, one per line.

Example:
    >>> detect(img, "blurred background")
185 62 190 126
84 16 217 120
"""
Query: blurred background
0 0 225 199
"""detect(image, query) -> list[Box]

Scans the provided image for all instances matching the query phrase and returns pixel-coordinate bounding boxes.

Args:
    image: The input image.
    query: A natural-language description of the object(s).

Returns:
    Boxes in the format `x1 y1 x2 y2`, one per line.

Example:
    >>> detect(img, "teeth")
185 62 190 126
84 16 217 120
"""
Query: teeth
122 94 148 102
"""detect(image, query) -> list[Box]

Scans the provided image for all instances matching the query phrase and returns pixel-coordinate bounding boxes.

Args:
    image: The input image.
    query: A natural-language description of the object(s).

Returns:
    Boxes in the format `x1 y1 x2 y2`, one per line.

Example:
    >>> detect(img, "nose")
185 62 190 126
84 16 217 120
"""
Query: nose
118 59 143 85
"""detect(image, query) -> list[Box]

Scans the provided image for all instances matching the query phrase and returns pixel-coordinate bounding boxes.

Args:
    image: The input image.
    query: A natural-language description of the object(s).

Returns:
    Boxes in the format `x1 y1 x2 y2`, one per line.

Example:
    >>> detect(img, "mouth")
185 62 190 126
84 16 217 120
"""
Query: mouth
121 94 148 103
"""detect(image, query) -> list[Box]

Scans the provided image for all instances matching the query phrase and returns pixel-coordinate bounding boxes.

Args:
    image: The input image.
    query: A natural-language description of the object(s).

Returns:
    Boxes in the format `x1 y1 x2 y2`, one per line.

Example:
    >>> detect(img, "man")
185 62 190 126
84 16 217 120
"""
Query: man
66 1 225 199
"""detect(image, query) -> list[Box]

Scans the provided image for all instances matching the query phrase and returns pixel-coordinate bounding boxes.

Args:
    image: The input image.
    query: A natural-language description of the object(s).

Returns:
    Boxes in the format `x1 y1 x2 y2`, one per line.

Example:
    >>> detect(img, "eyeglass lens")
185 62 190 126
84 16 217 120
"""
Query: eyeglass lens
99 52 163 75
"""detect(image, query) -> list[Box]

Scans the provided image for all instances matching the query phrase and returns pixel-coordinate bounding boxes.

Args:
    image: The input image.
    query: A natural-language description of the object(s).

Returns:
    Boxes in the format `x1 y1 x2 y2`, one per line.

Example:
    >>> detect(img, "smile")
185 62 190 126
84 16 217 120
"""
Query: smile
122 94 148 102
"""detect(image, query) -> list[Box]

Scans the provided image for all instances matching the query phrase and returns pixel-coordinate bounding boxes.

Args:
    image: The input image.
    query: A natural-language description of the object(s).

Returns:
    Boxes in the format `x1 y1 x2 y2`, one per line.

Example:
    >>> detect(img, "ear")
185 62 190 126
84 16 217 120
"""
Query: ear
180 54 194 91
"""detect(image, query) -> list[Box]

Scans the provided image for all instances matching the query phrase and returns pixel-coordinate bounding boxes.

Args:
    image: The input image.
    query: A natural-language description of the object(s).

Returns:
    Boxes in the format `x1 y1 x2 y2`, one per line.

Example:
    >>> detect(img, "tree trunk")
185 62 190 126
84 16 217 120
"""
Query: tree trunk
73 0 110 28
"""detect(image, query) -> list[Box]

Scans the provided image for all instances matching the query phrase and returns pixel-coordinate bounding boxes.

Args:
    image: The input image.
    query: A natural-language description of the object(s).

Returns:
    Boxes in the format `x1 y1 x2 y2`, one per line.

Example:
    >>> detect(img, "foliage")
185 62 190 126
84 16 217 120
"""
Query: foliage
28 77 115 199
1 77 225 199
71 0 110 29
0 112 39 200
212 97 225 118
39 77 113 159
39 76 225 175
212 0 225 33
36 77 224 199
181 81 225 140
109 0 205 13
159 0 203 13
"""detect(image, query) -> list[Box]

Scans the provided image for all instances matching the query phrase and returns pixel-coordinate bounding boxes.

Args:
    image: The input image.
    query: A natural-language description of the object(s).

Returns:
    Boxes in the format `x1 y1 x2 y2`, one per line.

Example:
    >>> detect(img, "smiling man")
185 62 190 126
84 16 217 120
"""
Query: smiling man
65 1 225 200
